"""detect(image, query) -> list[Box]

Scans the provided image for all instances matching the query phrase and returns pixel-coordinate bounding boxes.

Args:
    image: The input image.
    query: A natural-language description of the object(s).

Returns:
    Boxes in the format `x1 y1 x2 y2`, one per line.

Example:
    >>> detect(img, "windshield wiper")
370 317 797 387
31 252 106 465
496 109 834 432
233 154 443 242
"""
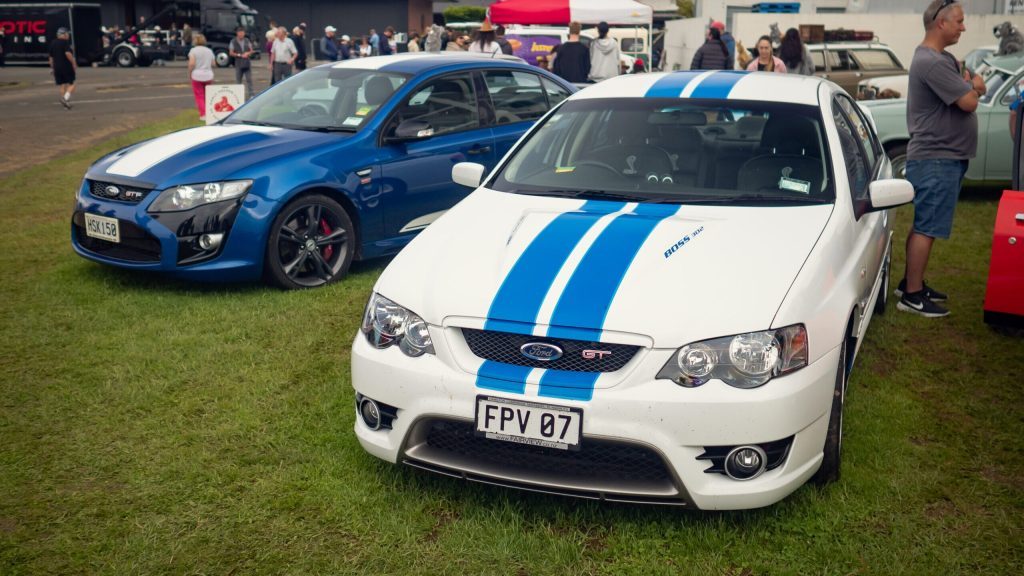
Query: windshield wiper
294 125 357 133
234 120 278 128
682 194 829 205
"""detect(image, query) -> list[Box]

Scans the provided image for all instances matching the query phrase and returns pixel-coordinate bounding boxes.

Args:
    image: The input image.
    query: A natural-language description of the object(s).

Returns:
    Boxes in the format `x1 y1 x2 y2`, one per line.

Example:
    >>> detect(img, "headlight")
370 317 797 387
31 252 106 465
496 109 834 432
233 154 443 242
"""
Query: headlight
657 324 808 389
360 293 435 357
147 179 252 212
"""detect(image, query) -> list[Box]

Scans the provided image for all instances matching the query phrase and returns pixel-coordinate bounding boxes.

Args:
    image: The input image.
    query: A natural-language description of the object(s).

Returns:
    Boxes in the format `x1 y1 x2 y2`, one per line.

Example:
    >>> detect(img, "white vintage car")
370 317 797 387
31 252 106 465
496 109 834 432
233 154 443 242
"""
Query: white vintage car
351 70 913 510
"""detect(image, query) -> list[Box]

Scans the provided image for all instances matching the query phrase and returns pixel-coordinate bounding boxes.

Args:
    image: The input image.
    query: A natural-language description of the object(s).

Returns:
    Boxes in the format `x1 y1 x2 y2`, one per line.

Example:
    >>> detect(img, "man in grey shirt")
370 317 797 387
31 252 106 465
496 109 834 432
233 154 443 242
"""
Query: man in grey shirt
897 0 986 318
229 27 255 99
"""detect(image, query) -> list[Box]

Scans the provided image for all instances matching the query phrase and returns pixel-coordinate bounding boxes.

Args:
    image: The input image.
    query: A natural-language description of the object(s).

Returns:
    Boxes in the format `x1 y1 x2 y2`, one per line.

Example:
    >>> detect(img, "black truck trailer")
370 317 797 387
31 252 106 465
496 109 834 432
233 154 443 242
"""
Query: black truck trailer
0 2 102 65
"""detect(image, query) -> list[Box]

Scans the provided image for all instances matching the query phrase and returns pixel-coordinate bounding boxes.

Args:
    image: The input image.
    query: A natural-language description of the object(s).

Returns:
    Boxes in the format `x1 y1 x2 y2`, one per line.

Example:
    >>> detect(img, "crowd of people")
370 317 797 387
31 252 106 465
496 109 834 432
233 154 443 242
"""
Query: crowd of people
690 20 816 75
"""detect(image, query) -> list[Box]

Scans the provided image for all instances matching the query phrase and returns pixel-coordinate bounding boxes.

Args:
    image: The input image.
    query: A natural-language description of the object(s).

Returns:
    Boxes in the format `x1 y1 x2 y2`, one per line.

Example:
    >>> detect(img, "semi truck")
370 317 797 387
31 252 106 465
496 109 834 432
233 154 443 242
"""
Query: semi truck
144 0 263 68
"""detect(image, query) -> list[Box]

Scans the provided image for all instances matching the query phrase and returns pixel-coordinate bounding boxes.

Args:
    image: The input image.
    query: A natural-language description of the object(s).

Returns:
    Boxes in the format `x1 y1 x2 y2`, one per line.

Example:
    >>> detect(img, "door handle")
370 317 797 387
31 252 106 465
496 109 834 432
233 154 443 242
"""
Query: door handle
467 146 492 155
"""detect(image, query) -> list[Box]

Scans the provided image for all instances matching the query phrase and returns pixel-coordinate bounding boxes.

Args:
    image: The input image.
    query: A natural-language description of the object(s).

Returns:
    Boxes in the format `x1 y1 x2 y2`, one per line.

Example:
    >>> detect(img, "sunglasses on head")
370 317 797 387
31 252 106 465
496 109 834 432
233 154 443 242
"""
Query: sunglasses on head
931 0 957 22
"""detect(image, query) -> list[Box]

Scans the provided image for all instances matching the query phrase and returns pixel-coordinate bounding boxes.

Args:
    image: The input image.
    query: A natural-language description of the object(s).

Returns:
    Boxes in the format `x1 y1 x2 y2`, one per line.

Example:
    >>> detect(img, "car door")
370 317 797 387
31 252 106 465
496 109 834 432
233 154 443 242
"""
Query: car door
983 71 1023 182
377 71 496 239
482 69 571 159
834 94 886 334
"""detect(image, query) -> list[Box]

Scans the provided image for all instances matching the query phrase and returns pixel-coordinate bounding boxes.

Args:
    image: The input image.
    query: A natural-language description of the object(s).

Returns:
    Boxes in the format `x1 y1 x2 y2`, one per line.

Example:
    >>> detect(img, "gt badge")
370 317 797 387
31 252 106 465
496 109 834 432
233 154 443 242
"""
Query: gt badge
582 349 611 360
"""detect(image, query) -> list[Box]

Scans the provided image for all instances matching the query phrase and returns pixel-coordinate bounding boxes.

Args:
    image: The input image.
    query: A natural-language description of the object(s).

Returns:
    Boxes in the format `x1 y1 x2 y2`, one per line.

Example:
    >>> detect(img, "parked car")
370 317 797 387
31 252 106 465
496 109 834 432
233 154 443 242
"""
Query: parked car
965 44 999 74
351 70 912 510
856 74 908 100
807 42 906 95
862 53 1024 184
71 53 576 288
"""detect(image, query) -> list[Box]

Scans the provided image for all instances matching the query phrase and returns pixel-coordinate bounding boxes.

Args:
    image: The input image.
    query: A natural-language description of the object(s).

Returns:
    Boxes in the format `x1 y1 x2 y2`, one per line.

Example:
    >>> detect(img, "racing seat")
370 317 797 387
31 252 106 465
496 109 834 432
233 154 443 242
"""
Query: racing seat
655 124 704 187
736 116 824 194
424 79 476 133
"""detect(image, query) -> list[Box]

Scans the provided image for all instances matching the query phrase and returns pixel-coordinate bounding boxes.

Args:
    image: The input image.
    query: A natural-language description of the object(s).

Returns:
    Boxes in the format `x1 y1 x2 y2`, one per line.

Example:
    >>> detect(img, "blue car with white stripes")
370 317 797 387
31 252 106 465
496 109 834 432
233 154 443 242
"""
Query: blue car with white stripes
72 54 574 288
352 70 913 509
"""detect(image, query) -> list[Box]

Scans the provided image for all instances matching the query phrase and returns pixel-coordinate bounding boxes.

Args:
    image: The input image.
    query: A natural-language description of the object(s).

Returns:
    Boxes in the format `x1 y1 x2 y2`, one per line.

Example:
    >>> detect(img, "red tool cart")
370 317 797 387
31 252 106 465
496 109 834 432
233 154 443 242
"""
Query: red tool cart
983 104 1024 328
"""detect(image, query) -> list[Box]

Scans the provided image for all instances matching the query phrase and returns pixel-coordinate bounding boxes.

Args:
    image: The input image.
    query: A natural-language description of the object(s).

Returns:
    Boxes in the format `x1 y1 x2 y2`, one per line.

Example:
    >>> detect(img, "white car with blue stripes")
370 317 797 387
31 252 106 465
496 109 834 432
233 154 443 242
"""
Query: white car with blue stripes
351 70 913 510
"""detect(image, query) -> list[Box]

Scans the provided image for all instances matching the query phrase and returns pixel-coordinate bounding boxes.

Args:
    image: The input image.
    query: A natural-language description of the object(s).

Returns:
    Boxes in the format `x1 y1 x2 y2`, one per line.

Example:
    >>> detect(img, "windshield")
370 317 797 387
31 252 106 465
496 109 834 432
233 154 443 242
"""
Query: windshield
491 98 834 204
224 68 408 131
981 67 1013 105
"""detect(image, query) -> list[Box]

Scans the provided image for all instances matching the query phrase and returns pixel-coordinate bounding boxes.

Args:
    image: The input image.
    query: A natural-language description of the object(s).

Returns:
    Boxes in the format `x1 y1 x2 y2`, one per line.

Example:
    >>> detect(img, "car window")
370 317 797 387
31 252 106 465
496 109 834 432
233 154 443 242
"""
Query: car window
621 37 645 52
491 98 834 204
224 68 407 131
542 77 571 107
828 50 859 71
484 70 548 124
981 68 1012 105
832 98 871 203
391 73 480 137
835 96 878 168
811 50 826 72
852 49 900 70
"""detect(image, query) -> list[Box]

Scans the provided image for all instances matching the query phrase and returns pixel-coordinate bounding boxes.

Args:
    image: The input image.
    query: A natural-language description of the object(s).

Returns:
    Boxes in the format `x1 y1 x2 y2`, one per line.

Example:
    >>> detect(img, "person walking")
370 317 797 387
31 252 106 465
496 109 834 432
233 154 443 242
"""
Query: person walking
897 0 985 317
49 27 76 109
779 28 814 75
468 19 501 55
292 26 307 70
369 28 380 55
746 35 787 73
229 26 255 99
321 26 339 61
407 32 421 52
589 21 621 81
690 26 731 70
270 27 297 85
188 33 215 120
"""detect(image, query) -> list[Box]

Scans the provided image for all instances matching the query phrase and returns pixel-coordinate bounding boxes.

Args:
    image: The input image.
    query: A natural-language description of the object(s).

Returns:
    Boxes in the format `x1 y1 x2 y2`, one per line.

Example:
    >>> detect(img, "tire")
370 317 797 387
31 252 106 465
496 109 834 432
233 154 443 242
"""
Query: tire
812 338 847 485
874 239 891 315
215 49 231 68
265 194 355 289
886 142 908 179
115 49 136 68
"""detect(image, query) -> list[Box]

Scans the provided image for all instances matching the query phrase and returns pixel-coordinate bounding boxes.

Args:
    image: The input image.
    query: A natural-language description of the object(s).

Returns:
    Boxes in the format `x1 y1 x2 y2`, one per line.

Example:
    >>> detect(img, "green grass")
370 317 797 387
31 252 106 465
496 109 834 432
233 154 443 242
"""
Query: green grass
1 113 1022 575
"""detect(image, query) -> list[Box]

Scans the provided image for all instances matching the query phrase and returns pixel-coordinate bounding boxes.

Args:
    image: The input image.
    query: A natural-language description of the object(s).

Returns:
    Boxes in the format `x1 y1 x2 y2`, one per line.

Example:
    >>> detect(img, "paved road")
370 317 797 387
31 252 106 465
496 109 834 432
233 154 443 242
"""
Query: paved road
0 61 277 177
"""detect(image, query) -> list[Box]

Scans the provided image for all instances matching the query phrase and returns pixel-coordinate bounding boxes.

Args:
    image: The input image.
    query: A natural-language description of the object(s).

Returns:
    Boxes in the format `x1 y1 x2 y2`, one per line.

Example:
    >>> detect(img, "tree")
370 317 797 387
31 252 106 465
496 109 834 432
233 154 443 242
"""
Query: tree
676 0 694 18
443 6 487 24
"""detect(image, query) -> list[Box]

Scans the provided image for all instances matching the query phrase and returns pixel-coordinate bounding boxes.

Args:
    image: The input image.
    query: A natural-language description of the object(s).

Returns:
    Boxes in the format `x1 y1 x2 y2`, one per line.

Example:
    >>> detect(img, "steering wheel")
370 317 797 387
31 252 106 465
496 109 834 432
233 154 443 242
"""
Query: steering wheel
573 160 623 177
298 104 329 118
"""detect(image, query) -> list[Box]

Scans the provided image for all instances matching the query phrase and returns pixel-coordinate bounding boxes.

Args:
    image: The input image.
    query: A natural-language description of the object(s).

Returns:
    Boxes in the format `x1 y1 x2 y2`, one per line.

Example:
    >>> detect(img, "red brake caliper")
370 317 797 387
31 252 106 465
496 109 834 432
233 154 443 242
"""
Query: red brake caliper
319 218 334 261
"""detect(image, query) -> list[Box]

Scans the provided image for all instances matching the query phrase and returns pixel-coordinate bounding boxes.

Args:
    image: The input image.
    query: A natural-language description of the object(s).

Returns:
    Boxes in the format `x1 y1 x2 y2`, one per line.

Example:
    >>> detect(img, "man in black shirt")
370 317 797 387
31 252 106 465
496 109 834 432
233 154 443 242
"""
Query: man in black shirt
49 27 76 109
552 21 590 84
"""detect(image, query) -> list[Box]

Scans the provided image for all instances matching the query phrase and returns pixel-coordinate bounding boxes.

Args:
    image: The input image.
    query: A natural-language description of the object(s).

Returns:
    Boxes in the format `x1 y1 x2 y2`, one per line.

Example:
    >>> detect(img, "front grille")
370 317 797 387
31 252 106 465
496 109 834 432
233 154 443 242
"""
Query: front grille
422 419 671 484
88 180 152 204
462 328 639 372
73 212 162 263
696 436 794 475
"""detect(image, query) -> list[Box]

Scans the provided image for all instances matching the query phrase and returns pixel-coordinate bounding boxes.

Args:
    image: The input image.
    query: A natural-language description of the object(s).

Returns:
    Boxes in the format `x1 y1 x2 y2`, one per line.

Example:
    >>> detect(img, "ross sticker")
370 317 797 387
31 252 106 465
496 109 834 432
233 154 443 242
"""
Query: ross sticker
555 166 575 173
342 116 364 126
355 106 373 116
778 177 811 194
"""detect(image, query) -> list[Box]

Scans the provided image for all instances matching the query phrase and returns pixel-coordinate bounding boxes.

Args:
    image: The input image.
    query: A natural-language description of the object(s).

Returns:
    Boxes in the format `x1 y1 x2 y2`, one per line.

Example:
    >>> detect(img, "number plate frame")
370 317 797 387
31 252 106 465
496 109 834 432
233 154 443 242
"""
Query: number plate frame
83 213 120 243
474 395 583 451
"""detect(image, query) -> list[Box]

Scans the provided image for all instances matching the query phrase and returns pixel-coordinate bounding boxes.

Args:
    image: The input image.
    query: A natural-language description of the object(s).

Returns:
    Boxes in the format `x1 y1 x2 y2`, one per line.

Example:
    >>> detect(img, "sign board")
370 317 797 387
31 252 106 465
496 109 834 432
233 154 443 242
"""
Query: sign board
506 34 562 67
205 84 244 125
1008 0 1024 14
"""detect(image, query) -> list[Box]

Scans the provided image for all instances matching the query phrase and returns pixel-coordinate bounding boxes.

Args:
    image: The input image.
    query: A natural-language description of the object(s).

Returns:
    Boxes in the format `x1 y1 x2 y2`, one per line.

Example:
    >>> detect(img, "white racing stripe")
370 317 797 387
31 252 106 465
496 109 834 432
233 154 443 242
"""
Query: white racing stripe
680 70 718 98
106 125 278 177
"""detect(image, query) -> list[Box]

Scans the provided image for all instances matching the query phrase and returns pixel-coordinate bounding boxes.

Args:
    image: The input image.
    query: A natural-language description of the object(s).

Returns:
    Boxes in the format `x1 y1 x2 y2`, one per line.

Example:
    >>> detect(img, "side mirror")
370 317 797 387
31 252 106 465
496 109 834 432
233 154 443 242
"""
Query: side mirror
868 178 914 211
390 119 434 142
452 162 485 188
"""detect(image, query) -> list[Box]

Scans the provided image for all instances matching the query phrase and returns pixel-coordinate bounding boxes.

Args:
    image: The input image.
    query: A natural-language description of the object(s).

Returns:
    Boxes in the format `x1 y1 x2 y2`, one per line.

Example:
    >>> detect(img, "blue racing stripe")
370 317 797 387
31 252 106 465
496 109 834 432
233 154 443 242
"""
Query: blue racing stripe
476 360 533 394
538 370 601 401
644 71 703 98
483 200 623 332
548 204 681 341
689 70 747 99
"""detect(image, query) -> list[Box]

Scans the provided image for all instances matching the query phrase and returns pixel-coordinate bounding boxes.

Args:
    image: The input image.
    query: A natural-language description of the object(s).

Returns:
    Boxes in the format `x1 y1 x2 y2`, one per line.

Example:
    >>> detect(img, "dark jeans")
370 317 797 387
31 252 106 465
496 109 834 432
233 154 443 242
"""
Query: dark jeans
271 62 292 85
234 65 253 99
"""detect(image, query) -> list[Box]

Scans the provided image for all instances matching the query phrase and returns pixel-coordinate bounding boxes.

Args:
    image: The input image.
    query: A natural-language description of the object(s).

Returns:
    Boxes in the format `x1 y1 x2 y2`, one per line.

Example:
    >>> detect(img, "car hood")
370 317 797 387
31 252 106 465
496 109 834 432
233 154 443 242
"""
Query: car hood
87 124 349 188
377 189 834 347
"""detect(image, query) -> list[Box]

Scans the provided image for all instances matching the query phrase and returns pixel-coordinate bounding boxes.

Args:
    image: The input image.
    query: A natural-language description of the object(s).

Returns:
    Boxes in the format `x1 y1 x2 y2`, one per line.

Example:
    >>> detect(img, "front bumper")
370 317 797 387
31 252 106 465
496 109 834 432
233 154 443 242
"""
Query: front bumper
351 325 839 511
71 178 268 282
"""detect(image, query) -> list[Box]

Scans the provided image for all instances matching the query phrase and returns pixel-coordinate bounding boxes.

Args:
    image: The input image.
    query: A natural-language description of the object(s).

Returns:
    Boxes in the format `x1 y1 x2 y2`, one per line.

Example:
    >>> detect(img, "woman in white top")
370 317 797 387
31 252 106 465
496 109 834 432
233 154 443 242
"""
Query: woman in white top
188 33 215 120
468 19 501 55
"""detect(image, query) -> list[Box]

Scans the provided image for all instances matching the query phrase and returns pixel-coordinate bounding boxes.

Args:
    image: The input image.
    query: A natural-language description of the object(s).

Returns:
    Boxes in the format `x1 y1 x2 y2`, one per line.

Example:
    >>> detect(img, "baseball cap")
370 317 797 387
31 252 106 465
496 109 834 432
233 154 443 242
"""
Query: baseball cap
325 25 337 33
57 27 70 36
341 34 350 41
710 21 725 32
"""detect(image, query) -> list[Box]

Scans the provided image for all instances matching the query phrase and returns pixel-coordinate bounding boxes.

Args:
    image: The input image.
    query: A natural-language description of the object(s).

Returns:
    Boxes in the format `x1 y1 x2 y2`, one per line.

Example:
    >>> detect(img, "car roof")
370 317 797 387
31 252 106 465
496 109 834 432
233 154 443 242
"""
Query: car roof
805 43 894 51
569 70 824 107
319 53 528 75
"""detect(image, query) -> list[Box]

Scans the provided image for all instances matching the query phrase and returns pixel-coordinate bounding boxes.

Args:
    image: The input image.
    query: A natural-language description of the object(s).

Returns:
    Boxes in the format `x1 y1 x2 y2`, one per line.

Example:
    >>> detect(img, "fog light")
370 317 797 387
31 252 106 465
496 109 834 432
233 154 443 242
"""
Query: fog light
359 398 382 431
724 445 767 481
198 233 224 251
